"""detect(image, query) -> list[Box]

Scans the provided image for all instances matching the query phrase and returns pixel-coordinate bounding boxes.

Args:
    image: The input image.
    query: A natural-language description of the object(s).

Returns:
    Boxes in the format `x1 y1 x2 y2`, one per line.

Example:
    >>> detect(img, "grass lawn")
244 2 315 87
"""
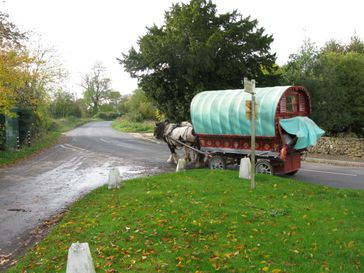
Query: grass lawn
0 118 92 167
7 170 364 273
112 117 154 133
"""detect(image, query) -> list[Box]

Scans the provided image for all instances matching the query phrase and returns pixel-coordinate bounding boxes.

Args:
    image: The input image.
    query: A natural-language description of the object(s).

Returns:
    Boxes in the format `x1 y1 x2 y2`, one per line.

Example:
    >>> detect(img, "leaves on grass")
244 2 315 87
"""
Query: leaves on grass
7 170 364 272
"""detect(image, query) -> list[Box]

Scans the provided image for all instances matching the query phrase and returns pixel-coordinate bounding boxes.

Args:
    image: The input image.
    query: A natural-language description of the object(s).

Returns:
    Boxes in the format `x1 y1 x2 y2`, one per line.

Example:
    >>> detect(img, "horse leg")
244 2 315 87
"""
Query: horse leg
167 154 174 163
167 152 179 164
190 149 198 163
170 152 178 164
166 143 178 164
184 147 191 162
172 152 178 164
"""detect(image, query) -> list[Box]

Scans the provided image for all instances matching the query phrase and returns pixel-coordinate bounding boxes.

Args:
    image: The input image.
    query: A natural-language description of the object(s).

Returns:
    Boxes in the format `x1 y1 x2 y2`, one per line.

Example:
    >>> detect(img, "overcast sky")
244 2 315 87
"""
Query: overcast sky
2 0 363 96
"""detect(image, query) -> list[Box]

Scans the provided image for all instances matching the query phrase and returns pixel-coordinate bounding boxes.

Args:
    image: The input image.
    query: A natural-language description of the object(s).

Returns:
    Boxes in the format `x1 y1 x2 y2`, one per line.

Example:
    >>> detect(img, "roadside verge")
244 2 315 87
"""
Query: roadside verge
0 118 94 168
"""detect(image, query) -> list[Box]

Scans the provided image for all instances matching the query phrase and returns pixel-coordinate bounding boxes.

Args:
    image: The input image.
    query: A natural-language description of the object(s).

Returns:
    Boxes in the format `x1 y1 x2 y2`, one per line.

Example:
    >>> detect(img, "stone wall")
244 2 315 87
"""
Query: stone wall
308 137 364 159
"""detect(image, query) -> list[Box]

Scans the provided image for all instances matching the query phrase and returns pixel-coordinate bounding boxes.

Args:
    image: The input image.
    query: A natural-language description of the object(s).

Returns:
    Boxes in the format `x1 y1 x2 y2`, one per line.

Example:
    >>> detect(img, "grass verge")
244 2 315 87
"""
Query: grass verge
0 118 93 167
7 170 363 272
112 117 154 133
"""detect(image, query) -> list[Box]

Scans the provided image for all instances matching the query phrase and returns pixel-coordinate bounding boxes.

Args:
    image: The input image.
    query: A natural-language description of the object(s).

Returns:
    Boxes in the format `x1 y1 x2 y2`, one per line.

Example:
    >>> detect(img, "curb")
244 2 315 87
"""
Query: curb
303 157 364 167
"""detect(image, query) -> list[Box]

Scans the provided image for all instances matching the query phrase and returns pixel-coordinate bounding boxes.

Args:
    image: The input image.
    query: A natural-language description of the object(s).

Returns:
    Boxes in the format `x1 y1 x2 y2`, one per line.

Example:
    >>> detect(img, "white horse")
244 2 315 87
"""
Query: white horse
154 121 202 165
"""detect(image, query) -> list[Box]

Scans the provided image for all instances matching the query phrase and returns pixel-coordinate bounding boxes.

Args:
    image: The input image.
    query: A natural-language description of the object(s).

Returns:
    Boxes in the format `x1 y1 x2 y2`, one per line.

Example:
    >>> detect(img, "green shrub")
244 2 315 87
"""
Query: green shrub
112 117 154 133
95 112 120 120
124 111 143 122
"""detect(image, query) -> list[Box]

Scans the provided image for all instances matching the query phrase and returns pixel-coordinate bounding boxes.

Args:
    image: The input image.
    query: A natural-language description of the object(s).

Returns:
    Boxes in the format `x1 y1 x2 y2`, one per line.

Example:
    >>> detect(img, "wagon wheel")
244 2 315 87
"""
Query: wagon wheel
208 156 226 170
255 160 274 175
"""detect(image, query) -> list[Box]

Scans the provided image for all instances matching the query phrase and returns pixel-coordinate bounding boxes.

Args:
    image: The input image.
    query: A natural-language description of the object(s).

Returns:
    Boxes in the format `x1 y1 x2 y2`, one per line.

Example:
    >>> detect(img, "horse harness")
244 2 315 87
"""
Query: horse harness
164 124 192 152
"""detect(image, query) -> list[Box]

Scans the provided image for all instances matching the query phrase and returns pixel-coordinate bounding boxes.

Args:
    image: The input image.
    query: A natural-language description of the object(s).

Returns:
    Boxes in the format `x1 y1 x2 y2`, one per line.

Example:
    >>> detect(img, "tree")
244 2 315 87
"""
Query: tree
0 11 31 117
1 12 70 147
14 42 67 131
0 50 32 116
321 39 345 54
104 91 122 111
125 88 156 120
312 52 364 135
49 90 76 118
280 38 318 86
280 37 364 136
346 35 364 54
322 35 364 55
24 42 67 96
0 11 26 48
81 62 111 114
119 0 278 120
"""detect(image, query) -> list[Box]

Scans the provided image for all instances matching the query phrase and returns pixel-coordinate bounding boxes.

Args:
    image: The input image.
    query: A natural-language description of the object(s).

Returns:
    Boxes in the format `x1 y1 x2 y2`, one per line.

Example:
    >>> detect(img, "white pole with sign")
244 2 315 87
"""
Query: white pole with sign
244 78 256 189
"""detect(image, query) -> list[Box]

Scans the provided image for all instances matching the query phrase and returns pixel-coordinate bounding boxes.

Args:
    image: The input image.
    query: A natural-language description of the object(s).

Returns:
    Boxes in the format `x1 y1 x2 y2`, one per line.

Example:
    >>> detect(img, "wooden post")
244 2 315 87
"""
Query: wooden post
251 91 256 189
244 78 256 189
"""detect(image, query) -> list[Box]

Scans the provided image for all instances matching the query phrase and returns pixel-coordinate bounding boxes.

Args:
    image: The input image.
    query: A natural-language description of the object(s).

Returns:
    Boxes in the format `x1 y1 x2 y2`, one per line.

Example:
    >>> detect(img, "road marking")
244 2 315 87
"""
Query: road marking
64 144 89 152
99 138 110 143
300 169 357 177
60 144 89 152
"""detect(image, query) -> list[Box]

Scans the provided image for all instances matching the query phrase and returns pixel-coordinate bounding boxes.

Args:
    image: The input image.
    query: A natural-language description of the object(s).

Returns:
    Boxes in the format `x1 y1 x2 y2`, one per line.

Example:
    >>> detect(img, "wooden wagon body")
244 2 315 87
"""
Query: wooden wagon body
190 86 324 175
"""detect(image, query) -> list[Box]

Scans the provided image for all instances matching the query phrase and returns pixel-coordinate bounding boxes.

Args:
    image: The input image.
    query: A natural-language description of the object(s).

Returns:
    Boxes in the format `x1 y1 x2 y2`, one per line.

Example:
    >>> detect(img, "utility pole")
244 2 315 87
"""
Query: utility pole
244 78 256 189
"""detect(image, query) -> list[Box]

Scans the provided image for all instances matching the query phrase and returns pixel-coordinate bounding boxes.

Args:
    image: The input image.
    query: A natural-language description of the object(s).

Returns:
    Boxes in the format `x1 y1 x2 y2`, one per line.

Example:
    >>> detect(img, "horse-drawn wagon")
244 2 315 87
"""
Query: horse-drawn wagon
190 86 324 175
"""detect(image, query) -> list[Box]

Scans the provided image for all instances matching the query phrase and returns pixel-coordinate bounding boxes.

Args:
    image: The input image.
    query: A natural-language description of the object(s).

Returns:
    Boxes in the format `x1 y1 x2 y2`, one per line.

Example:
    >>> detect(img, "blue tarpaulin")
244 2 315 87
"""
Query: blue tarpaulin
279 117 325 149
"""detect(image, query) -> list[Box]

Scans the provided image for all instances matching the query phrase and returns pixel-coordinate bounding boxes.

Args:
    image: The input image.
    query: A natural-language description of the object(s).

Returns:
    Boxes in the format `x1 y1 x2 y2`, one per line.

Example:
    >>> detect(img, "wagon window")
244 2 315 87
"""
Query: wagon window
286 95 298 112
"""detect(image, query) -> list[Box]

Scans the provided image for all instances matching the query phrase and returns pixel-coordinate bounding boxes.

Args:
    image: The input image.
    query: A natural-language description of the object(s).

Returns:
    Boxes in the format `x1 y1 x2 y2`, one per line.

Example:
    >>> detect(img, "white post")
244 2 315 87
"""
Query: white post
108 168 123 189
176 158 186 172
239 157 251 179
66 242 96 273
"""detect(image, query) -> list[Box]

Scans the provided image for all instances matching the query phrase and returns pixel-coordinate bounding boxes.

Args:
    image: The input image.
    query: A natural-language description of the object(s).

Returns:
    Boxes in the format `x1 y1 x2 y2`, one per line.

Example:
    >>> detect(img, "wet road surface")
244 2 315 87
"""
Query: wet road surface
0 121 173 263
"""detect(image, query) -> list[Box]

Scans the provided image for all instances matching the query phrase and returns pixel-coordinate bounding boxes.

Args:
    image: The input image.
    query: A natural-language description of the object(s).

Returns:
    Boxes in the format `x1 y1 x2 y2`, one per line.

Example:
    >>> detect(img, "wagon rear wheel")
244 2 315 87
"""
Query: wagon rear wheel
255 160 273 175
208 156 226 170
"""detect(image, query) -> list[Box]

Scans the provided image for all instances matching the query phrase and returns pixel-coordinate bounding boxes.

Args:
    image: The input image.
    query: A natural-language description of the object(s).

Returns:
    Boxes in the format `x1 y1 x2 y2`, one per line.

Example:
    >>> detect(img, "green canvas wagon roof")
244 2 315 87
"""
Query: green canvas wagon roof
191 86 294 137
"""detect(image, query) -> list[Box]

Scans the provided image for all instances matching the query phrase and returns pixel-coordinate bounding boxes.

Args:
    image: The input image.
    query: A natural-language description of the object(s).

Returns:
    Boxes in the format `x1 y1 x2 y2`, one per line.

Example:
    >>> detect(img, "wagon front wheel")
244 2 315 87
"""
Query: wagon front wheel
255 160 273 175
208 156 226 170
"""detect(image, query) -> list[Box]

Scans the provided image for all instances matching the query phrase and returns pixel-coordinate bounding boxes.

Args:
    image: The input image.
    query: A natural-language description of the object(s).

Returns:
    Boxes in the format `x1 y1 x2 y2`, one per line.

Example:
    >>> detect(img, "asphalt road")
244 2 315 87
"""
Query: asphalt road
0 121 173 265
0 121 363 268
295 161 364 189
